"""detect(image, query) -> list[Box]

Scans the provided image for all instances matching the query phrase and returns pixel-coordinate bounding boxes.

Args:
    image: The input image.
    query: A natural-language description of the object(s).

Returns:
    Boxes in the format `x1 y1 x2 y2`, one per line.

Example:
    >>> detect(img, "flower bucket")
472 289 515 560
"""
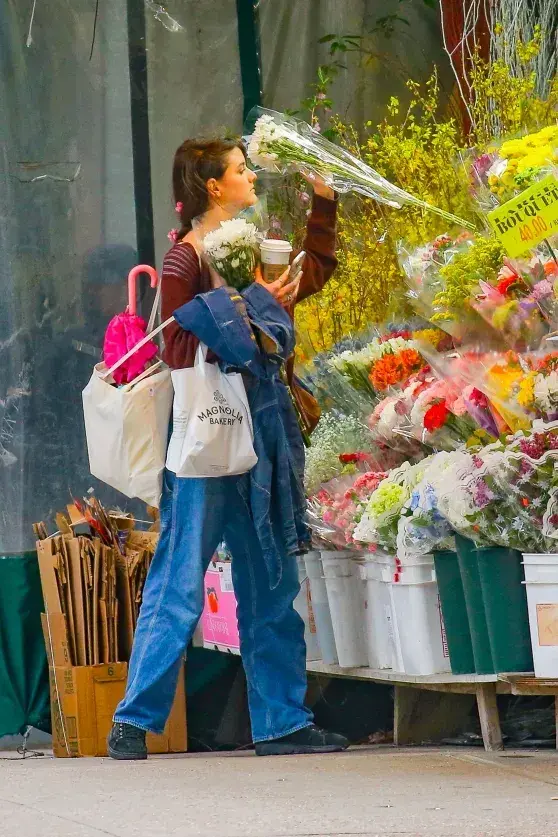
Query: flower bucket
360 553 397 670
433 549 476 675
303 551 338 665
523 553 558 677
389 559 451 676
476 546 533 674
455 534 495 674
294 556 321 662
321 551 368 668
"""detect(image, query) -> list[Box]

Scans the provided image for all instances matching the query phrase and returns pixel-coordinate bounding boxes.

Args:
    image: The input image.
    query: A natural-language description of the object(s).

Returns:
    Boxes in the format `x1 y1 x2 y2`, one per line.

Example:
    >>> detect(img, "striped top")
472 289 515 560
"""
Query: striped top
161 194 339 370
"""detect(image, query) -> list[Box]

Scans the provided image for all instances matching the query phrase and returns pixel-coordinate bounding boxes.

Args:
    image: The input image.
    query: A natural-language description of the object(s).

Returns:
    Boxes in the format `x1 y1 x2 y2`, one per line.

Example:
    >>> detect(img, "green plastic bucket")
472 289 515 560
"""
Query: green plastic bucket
455 534 495 674
433 549 476 675
476 546 533 673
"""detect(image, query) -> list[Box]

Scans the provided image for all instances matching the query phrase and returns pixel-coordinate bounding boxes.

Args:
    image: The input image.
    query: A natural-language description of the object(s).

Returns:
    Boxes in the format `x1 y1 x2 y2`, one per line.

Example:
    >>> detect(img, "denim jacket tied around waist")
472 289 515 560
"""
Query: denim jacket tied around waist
172 283 310 588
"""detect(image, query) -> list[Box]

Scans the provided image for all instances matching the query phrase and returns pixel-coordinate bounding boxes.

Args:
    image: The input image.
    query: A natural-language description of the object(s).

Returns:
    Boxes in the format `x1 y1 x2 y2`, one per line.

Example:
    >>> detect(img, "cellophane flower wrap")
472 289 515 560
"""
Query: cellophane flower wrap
407 375 493 450
353 458 433 552
396 452 457 561
428 447 544 552
307 469 387 550
399 231 477 336
470 126 558 210
469 259 550 351
483 423 558 546
200 218 262 291
303 411 387 495
418 344 529 434
247 108 475 228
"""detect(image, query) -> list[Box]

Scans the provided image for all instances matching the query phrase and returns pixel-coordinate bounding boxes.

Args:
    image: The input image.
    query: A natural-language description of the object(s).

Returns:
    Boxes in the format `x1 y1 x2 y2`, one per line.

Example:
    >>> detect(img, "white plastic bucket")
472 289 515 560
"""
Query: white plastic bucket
360 553 397 670
303 550 338 664
321 550 368 667
523 553 558 677
390 574 451 676
294 556 321 661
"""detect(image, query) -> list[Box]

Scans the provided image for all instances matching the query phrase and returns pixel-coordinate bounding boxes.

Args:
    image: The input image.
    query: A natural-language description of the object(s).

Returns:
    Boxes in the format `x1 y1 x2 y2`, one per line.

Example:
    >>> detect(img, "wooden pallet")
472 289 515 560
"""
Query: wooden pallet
306 662 558 752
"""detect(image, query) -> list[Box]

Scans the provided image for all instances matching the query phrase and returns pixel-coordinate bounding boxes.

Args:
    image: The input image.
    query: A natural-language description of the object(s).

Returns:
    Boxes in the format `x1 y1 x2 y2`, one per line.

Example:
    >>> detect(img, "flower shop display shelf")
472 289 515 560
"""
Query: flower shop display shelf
305 662 558 753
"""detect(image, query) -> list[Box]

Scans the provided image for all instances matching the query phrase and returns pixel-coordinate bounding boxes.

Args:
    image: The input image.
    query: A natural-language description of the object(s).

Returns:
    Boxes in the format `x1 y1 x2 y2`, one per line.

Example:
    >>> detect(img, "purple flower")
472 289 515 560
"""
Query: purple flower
532 279 553 301
299 190 310 205
473 478 495 508
473 153 495 179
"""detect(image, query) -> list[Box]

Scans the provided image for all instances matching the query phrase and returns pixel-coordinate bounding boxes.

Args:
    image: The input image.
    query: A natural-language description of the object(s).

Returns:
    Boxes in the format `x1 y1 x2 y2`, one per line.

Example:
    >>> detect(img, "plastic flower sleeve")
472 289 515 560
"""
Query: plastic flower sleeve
246 108 476 229
468 127 558 210
417 343 533 433
303 411 388 496
353 458 434 552
306 469 388 551
483 422 558 546
397 231 488 339
402 374 496 451
192 199 269 291
507 249 558 328
396 452 458 561
430 446 547 552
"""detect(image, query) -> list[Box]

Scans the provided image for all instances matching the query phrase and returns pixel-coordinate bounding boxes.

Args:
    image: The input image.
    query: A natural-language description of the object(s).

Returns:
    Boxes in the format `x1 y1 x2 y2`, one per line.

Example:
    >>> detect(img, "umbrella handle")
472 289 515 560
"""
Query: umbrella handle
128 265 159 316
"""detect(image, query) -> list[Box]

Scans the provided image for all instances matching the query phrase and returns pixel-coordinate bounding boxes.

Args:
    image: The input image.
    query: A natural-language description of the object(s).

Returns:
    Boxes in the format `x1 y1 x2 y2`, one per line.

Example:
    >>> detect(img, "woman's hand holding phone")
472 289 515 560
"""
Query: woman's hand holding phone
254 251 306 308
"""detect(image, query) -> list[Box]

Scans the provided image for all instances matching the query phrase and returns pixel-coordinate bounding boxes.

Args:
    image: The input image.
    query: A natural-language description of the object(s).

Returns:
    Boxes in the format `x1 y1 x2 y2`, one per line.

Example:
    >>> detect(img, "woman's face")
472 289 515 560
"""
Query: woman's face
212 147 258 211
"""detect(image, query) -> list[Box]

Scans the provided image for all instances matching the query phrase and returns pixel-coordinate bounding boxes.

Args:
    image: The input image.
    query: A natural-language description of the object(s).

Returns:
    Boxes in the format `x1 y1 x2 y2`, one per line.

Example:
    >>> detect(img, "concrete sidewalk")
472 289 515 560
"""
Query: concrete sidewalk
1 745 557 837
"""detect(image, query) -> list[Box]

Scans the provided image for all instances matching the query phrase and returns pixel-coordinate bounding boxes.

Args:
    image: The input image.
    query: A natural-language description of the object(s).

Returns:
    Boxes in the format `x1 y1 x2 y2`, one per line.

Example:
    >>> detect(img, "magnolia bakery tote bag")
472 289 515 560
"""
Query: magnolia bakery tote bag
165 343 257 477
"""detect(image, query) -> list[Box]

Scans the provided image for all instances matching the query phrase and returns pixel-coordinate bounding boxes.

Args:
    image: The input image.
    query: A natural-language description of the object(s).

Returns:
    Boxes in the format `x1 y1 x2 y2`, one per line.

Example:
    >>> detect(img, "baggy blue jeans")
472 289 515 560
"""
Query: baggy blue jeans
114 469 313 742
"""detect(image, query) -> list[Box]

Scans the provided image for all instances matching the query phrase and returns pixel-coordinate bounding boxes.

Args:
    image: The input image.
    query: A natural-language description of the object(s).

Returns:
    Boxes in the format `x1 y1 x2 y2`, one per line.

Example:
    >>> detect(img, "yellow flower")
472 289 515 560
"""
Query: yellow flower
412 327 445 347
517 373 536 409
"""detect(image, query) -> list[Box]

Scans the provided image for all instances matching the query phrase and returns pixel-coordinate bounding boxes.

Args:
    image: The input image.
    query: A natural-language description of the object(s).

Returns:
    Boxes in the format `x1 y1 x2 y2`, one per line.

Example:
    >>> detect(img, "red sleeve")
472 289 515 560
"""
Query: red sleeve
161 243 201 369
296 194 339 303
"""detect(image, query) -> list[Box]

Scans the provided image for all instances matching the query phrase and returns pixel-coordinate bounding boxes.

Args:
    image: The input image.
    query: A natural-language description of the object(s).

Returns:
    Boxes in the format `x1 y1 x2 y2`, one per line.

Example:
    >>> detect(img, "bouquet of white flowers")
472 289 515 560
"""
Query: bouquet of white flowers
201 218 261 290
247 109 475 230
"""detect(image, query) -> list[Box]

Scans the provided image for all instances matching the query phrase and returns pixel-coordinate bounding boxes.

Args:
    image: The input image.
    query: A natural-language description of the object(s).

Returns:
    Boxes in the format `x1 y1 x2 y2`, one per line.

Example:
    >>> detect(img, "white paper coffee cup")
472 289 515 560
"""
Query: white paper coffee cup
260 239 292 283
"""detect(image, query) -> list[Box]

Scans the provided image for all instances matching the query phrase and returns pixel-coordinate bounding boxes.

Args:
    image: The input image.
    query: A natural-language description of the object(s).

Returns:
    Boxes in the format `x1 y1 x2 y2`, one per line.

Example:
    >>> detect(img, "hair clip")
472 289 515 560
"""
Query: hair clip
167 228 179 243
175 201 184 214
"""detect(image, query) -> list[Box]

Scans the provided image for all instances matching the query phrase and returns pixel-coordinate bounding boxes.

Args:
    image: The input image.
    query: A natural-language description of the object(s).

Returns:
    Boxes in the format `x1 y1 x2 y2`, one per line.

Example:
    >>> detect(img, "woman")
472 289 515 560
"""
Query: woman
108 137 347 758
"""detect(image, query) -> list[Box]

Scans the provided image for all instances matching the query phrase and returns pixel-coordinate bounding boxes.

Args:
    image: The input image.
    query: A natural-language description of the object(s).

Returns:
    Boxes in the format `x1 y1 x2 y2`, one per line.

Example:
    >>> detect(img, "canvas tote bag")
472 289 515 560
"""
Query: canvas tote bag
82 285 174 507
166 343 257 477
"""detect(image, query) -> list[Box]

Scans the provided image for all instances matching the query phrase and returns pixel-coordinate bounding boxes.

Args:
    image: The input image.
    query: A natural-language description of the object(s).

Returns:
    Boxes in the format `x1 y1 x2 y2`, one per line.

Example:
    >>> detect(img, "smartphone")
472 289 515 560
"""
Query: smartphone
289 250 306 281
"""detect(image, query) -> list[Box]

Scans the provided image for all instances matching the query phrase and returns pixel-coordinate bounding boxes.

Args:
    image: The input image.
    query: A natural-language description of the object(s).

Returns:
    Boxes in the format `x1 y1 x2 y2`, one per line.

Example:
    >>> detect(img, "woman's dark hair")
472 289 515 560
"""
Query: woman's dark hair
172 137 247 237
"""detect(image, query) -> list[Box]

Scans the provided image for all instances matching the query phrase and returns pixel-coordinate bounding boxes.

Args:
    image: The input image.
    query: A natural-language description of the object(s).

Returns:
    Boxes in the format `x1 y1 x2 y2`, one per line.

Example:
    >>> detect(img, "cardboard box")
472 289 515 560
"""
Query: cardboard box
37 528 187 757
42 616 187 757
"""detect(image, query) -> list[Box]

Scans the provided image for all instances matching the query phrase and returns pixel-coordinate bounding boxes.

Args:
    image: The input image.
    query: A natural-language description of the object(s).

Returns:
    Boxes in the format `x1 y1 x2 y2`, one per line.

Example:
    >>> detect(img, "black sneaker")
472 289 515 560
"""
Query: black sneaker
107 722 147 760
255 724 349 756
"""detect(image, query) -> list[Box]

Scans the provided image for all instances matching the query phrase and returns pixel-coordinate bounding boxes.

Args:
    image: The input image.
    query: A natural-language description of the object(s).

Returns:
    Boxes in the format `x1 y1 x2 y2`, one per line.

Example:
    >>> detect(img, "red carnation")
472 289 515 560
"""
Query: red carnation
423 399 449 432
339 453 359 464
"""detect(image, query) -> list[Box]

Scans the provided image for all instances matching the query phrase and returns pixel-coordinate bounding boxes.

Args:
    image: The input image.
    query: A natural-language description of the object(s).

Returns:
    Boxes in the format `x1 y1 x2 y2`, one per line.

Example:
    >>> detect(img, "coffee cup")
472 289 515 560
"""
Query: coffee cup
260 239 293 283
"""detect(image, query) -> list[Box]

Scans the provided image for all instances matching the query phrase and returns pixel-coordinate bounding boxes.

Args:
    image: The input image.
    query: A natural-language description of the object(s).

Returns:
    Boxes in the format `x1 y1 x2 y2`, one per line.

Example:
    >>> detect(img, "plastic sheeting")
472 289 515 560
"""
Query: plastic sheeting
1 0 138 552
1 0 448 554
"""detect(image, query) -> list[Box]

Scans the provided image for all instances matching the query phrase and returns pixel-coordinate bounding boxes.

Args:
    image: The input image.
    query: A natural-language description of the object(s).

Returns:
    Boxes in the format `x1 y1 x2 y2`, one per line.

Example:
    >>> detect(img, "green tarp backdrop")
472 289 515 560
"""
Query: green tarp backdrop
0 554 50 737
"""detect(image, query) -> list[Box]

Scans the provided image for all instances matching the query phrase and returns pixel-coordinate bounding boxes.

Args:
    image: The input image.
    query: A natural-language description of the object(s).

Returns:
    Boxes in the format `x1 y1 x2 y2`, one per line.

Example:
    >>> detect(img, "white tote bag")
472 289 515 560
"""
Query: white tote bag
166 343 258 477
82 289 175 507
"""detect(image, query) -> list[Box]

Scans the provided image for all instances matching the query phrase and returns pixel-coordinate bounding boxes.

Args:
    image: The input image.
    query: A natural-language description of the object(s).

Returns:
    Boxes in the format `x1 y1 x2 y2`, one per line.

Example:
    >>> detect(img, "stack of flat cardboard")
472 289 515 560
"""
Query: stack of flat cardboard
36 502 186 758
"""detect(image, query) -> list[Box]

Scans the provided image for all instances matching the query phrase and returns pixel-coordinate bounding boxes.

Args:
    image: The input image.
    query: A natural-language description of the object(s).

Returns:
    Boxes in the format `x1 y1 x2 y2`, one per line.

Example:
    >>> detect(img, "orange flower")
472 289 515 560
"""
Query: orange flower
399 348 424 375
370 354 407 391
370 349 425 391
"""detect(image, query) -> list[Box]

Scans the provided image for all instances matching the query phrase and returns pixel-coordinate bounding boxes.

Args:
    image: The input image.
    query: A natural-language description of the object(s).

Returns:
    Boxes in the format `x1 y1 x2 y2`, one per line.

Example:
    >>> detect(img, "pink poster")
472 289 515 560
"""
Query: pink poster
201 561 241 654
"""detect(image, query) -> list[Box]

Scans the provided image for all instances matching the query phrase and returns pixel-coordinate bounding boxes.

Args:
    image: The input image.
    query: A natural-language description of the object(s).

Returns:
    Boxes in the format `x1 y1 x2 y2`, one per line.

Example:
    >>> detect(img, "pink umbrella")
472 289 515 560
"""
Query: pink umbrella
103 265 160 385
